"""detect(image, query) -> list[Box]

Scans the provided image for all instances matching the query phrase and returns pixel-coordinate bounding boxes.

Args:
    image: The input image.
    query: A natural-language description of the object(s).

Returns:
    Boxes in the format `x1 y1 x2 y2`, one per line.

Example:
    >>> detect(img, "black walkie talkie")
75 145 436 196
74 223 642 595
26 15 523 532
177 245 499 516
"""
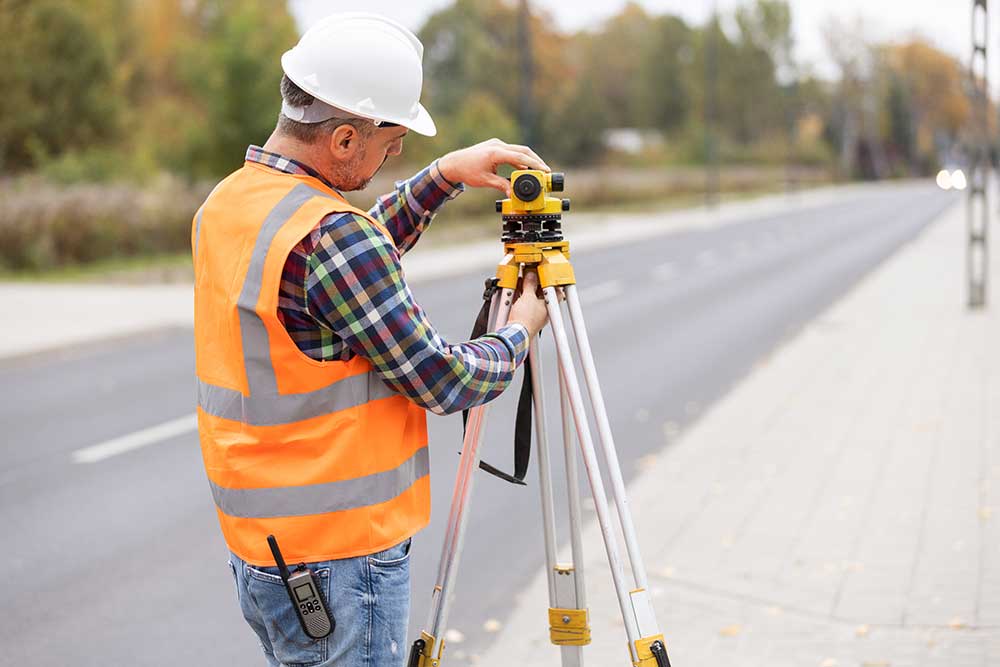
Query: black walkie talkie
267 535 334 640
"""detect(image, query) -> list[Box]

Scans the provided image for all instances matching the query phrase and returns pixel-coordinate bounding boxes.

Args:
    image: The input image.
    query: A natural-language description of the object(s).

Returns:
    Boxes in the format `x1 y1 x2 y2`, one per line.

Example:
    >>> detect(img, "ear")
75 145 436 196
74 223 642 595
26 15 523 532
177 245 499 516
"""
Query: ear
328 123 360 160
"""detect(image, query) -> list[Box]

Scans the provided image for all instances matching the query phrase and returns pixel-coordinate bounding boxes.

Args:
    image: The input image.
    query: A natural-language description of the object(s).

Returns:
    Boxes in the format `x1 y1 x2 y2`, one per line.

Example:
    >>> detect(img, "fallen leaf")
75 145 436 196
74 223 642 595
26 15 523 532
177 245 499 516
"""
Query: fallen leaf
855 624 870 637
719 624 742 637
637 454 658 472
948 617 966 629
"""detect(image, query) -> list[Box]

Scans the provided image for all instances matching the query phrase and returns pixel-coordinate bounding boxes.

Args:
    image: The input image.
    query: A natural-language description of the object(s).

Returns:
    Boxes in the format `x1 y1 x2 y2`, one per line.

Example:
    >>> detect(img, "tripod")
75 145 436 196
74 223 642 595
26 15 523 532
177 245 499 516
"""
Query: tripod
409 175 672 667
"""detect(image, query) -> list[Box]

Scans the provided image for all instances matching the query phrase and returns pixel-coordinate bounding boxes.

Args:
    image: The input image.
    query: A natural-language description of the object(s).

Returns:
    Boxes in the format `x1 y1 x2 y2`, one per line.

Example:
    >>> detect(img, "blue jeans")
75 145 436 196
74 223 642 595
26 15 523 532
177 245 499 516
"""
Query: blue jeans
228 538 412 667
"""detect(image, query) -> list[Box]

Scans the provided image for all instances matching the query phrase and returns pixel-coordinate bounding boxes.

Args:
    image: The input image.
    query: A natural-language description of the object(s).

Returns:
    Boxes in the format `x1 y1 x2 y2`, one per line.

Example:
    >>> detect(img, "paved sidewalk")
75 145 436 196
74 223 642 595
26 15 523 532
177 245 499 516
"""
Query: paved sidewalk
471 200 1000 666
0 182 912 361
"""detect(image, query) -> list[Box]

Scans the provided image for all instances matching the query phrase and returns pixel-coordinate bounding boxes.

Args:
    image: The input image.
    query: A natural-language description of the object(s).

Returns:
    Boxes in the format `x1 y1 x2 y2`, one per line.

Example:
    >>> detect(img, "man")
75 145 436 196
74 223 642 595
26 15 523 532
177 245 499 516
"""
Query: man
192 12 549 667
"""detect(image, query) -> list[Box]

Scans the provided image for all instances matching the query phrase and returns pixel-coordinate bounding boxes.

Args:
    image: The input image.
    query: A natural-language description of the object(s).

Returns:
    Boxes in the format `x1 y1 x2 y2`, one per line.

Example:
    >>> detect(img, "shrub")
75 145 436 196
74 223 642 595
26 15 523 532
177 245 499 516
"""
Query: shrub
0 176 209 271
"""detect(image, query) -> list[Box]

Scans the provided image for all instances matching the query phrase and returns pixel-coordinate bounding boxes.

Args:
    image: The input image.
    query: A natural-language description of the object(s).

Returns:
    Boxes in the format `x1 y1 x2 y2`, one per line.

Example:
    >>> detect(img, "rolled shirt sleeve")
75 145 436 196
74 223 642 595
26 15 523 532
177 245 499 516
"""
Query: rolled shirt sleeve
368 159 464 256
304 211 529 416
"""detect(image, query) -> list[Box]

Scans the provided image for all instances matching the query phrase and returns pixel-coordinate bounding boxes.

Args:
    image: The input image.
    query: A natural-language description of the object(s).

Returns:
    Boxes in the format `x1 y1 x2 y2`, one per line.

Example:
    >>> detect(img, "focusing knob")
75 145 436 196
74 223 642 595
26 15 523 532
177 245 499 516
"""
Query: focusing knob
550 172 565 192
495 200 503 213
561 199 571 211
513 173 542 201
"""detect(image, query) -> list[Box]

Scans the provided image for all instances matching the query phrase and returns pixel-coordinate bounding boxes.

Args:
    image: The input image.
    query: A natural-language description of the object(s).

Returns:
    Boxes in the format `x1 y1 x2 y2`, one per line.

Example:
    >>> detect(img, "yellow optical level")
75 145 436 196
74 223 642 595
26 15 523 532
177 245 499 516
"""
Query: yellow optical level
496 169 569 217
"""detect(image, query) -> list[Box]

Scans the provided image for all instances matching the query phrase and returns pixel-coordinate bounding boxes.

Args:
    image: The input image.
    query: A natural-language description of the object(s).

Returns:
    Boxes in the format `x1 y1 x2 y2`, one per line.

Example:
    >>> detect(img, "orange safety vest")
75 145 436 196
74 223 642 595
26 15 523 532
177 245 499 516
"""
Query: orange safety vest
191 161 429 566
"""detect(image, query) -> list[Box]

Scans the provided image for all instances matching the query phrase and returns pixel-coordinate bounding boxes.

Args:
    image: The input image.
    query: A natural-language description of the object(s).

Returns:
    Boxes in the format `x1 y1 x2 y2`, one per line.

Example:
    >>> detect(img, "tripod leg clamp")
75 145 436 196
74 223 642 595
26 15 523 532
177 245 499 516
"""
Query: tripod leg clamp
632 634 670 667
407 631 445 667
548 607 591 646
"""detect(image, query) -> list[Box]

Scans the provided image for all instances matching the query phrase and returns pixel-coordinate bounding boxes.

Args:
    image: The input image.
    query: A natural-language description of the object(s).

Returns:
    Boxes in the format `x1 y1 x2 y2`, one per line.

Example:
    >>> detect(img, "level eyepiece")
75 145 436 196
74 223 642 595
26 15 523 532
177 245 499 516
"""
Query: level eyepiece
513 173 542 201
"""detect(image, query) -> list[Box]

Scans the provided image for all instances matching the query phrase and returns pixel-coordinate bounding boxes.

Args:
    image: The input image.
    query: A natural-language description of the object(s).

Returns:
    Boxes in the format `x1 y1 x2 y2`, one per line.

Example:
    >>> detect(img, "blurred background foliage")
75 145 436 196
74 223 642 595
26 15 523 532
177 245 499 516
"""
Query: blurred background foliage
0 0 978 272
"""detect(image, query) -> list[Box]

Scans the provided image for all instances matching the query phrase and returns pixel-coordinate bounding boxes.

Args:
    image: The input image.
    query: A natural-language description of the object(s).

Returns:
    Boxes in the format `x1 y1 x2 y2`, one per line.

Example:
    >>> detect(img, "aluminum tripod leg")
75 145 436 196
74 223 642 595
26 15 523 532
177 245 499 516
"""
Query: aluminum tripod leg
541 286 642 660
543 286 671 665
530 332 588 666
563 284 659 639
417 286 514 666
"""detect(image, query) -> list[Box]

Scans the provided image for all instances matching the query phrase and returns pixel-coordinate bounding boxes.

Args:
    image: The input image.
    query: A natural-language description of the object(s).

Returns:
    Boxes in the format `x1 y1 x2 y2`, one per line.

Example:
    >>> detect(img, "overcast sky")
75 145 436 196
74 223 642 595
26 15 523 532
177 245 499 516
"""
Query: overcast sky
290 0 984 84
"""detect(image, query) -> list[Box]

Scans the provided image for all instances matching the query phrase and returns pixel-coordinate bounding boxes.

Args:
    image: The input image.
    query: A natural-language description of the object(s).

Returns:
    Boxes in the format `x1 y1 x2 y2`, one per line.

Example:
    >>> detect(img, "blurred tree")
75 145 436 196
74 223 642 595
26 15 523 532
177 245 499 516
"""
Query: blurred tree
888 40 969 142
417 0 570 160
585 4 692 135
637 15 694 134
822 15 873 176
735 0 793 82
164 0 298 178
0 0 119 170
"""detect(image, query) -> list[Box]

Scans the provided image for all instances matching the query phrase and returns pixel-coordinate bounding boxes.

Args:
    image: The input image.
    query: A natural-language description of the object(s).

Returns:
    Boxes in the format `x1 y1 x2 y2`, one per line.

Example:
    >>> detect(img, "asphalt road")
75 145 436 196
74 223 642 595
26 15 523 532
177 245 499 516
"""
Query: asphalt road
0 182 956 666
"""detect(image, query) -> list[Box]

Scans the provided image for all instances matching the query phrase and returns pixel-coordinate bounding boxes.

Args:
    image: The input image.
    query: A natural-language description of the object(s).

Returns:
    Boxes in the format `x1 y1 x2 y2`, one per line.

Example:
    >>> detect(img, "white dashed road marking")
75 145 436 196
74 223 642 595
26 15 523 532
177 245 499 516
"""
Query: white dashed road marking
72 413 197 464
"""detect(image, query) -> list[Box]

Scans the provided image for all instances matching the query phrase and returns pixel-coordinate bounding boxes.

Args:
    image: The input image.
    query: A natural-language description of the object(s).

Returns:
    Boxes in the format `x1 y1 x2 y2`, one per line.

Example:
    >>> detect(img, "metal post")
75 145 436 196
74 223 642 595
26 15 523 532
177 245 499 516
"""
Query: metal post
517 0 536 146
705 1 720 207
969 0 990 308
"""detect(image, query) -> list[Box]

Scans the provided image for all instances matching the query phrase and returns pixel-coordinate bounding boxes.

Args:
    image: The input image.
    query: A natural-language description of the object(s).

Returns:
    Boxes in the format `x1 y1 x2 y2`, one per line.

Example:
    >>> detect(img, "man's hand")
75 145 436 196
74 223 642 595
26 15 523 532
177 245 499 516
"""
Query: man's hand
507 270 549 337
437 138 550 196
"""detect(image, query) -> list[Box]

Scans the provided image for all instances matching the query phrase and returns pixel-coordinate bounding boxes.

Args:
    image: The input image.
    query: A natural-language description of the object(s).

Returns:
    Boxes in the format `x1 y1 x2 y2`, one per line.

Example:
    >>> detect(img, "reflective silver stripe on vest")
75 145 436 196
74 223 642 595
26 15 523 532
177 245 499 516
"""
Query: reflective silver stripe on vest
194 207 203 258
197 183 397 426
197 374 398 427
210 446 429 519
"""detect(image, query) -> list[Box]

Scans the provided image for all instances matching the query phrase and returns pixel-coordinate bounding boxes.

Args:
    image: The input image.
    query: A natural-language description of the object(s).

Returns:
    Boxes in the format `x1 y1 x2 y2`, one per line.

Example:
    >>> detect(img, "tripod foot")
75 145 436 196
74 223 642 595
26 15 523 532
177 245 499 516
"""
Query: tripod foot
633 634 671 667
407 632 445 667
650 639 671 667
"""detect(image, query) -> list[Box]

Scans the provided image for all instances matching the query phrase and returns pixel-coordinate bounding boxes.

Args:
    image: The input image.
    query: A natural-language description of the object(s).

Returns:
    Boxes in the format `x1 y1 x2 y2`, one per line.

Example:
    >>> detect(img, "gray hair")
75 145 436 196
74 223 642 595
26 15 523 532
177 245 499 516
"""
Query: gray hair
277 75 374 143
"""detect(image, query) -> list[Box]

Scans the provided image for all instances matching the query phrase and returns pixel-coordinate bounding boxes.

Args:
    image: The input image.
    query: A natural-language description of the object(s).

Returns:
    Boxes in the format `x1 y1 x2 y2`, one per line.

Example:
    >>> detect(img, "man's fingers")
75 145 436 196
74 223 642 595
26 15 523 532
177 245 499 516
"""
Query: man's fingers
507 144 550 172
495 148 548 173
486 173 512 196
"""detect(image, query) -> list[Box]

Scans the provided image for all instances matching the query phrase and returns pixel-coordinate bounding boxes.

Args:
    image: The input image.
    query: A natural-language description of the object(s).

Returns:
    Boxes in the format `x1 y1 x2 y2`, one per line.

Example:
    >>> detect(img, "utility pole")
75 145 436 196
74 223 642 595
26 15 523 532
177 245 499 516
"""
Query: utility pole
517 0 536 147
705 1 720 207
969 0 990 308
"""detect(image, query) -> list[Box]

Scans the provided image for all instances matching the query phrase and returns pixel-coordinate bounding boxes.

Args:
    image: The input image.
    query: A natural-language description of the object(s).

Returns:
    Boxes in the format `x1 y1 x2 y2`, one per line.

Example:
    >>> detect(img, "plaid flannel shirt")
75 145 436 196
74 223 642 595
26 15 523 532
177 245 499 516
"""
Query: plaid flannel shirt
244 146 529 416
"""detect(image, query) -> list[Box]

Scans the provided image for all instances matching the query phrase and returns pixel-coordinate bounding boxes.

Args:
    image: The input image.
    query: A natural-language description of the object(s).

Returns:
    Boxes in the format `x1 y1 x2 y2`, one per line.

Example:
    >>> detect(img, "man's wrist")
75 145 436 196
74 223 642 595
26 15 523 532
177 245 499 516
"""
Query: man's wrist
434 155 463 189
490 322 530 365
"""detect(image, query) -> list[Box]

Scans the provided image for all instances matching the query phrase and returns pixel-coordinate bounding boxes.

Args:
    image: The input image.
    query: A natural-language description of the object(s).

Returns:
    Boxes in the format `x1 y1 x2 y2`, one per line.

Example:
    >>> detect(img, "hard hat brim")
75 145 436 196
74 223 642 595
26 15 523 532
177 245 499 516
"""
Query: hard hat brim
406 104 437 137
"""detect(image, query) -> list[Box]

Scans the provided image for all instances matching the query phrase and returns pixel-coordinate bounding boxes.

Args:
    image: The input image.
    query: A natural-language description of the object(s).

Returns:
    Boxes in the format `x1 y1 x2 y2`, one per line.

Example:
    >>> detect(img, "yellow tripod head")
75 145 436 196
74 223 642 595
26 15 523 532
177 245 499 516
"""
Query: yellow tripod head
493 170 575 290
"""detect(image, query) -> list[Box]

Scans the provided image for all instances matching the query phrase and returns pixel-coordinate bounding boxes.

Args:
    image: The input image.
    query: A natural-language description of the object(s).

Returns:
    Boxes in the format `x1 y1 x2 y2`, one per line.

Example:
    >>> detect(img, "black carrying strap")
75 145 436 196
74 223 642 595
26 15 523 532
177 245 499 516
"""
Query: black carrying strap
461 277 533 486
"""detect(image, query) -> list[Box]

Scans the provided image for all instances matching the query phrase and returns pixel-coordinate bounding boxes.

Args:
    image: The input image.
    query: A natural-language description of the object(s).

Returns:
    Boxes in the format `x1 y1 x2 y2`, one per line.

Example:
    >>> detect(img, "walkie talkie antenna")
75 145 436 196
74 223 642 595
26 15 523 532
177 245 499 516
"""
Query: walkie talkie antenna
267 534 291 581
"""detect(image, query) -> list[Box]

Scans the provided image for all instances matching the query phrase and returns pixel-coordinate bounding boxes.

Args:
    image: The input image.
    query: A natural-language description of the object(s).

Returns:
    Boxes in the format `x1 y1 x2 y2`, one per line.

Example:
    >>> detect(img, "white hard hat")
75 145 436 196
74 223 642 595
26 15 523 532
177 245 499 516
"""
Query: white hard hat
281 12 437 137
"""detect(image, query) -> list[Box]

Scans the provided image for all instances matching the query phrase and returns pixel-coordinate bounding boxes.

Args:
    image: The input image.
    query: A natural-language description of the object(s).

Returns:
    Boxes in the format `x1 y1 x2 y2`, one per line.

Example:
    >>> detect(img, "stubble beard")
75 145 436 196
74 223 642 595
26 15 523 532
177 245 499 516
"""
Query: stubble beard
332 149 389 192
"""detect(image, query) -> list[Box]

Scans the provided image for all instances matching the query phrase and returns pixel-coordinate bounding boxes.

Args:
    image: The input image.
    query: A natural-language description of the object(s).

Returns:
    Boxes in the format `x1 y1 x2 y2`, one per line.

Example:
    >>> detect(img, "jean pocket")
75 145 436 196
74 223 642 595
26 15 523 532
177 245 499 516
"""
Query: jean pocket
227 560 240 601
245 563 330 667
368 538 412 568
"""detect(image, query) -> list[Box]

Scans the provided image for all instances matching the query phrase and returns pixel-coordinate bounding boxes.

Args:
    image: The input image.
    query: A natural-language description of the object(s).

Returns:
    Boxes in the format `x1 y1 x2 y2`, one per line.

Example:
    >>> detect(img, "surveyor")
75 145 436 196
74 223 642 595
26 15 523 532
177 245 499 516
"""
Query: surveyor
191 12 550 667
